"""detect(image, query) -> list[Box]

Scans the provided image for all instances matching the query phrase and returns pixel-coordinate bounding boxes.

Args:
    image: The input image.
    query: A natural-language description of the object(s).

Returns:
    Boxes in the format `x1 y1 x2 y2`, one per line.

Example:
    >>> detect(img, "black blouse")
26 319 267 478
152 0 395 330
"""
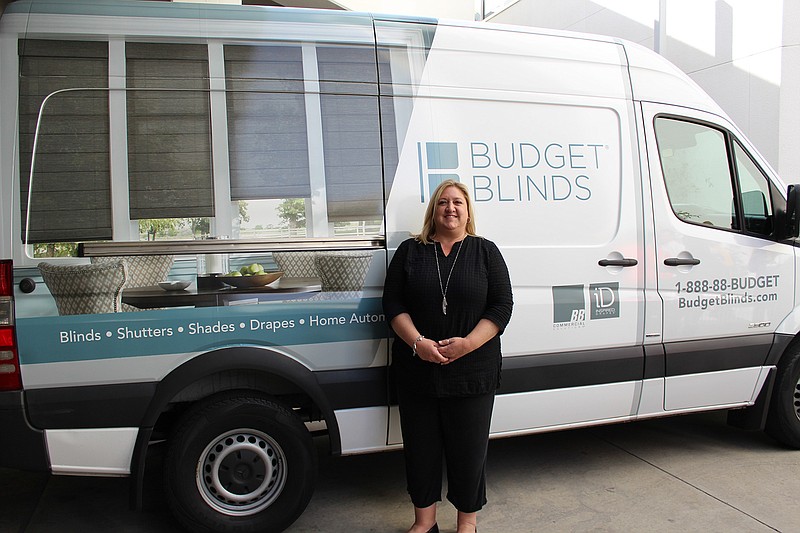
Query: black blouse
382 235 513 397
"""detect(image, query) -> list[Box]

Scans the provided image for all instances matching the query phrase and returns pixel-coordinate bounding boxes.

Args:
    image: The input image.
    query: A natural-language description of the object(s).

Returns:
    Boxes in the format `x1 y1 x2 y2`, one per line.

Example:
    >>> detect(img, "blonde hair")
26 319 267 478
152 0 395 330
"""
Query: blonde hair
415 179 477 244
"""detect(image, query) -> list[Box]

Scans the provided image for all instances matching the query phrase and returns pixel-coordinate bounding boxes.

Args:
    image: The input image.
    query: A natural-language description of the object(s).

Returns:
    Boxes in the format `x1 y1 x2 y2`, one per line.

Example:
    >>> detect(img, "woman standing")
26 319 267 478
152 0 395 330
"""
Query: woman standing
383 180 513 533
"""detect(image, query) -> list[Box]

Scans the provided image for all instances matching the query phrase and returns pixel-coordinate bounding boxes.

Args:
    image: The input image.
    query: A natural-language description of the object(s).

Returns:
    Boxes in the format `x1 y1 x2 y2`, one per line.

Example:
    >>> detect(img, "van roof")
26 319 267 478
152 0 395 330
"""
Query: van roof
432 17 724 116
2 0 725 117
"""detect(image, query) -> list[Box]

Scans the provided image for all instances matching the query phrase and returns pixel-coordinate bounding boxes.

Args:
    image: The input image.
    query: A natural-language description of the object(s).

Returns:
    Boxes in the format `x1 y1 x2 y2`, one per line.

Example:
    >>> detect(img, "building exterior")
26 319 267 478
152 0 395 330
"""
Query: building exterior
486 0 800 184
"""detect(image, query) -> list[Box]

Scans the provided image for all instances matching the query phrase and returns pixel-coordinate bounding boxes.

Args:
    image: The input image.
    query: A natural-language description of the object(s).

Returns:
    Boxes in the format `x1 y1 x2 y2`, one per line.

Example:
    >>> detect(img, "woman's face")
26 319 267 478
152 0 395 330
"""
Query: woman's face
434 185 468 236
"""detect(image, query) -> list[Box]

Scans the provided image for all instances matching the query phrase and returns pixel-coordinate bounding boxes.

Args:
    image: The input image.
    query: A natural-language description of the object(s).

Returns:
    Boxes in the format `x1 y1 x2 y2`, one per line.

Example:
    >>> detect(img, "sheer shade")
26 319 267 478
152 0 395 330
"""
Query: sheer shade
18 39 111 244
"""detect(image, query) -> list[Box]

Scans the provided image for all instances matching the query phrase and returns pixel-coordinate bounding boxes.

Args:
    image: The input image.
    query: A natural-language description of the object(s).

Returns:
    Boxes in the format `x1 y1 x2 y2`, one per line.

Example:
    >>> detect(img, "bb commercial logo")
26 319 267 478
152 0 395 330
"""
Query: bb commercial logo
552 284 586 326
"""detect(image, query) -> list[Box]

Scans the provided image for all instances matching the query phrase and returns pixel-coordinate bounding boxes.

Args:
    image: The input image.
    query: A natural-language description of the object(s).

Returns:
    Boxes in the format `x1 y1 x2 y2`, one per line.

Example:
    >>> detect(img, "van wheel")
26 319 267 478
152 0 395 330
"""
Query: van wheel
766 345 800 448
165 392 317 533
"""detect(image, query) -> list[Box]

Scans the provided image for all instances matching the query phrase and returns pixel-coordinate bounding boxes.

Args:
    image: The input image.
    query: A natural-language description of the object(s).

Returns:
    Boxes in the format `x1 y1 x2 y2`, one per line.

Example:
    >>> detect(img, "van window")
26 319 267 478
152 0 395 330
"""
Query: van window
655 117 780 238
733 141 774 235
655 118 736 230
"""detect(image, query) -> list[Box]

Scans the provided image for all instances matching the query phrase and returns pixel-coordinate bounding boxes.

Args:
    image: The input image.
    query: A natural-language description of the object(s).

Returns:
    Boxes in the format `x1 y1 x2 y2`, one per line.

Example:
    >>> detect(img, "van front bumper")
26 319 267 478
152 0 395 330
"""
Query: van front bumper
0 391 49 471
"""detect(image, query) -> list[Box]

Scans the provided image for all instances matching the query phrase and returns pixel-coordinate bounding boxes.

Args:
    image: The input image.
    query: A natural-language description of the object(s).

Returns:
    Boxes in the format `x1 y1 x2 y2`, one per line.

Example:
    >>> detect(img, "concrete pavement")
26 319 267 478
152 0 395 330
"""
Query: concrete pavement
2 411 798 532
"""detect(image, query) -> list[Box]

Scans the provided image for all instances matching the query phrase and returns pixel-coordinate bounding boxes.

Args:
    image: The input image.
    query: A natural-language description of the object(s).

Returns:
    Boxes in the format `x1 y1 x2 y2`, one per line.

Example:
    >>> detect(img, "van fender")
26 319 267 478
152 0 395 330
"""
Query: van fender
128 346 340 510
728 328 796 431
774 306 800 338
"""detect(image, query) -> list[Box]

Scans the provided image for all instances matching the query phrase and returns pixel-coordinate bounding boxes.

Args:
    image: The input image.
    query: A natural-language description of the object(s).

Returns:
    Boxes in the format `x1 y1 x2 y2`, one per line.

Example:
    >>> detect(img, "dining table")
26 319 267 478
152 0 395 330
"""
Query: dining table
122 276 322 309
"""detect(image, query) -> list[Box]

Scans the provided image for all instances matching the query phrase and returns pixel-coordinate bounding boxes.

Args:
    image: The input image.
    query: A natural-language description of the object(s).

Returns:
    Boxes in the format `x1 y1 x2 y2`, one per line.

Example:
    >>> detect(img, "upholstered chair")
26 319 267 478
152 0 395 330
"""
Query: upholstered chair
313 251 373 299
272 251 318 278
38 261 128 315
91 255 174 311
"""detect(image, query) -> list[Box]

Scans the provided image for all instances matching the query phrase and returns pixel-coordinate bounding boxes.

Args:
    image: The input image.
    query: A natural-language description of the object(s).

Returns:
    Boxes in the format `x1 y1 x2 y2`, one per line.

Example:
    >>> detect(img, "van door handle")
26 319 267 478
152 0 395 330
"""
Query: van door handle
664 257 701 266
598 258 638 267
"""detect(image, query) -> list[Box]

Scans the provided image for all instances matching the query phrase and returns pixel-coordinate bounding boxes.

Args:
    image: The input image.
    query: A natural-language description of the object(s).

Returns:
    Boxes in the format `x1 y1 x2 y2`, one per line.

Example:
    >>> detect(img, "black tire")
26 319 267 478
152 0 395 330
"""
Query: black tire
765 344 800 448
164 391 317 533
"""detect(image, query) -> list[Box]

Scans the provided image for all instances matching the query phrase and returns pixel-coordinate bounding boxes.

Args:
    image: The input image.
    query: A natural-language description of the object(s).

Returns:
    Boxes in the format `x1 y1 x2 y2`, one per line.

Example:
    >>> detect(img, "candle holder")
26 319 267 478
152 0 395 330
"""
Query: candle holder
196 237 229 289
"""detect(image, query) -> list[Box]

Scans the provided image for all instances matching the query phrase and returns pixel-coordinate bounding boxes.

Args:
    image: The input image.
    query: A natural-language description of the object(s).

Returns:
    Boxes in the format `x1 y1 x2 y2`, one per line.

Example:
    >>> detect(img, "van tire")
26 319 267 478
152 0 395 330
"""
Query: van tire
765 344 800 448
164 391 317 533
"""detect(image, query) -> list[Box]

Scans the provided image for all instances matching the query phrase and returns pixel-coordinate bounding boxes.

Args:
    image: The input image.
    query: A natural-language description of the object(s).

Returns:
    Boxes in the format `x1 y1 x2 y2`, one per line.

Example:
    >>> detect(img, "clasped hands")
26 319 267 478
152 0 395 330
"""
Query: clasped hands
415 336 470 365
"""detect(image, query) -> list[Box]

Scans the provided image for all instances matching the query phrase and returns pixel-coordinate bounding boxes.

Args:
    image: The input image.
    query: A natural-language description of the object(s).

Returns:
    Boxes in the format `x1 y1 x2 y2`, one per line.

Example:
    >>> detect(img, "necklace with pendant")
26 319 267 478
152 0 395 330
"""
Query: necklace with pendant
434 237 465 315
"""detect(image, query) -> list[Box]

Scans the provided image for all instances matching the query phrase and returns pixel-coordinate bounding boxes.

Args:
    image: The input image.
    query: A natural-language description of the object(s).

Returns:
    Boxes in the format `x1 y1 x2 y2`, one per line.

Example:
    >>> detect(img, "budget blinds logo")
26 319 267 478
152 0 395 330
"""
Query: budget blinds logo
416 138 602 205
552 282 620 329
417 142 460 202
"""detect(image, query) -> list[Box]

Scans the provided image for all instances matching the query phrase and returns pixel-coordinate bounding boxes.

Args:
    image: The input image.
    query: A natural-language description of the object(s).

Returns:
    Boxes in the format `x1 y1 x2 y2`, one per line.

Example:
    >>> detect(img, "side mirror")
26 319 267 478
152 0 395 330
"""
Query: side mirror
784 184 800 238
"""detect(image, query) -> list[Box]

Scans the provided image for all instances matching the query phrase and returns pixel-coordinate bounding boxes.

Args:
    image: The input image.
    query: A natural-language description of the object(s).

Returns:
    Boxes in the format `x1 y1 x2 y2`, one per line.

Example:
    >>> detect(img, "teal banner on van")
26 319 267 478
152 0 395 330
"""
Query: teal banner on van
16 298 387 365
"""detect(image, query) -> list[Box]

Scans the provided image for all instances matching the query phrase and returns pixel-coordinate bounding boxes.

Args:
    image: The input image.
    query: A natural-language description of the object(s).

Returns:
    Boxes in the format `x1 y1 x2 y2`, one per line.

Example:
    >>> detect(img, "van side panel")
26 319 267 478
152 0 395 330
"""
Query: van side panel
46 427 137 475
379 22 648 436
2 1 395 473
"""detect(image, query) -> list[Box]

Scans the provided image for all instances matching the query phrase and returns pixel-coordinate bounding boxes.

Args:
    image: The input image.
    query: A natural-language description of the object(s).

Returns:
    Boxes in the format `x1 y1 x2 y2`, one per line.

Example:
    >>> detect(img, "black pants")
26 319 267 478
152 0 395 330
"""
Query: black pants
398 388 495 513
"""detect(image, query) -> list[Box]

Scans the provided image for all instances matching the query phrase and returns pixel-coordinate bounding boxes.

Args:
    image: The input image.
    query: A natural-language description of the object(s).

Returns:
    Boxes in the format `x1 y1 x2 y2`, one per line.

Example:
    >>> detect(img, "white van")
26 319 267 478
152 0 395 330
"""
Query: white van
1 1 798 531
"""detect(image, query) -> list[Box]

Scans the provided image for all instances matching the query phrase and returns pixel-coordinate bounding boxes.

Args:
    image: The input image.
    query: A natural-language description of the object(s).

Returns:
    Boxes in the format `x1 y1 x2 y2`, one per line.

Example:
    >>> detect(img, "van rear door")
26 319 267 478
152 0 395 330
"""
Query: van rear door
643 103 794 410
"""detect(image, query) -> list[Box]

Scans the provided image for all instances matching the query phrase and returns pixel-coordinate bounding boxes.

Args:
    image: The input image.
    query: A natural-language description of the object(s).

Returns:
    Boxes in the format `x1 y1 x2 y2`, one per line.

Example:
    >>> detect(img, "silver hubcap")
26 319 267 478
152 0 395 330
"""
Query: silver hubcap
197 429 287 516
794 375 800 422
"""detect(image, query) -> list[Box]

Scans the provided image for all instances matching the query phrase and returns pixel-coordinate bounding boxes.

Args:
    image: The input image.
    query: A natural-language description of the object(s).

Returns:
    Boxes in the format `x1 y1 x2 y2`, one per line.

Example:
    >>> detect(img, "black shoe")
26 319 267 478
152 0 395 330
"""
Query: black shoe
426 524 439 533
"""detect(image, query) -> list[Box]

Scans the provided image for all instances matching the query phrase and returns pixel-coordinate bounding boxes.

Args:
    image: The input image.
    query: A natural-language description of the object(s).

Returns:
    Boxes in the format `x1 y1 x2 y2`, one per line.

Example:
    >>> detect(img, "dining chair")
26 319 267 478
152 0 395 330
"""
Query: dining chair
313 251 374 299
91 255 174 311
91 255 174 286
38 261 128 315
272 251 318 278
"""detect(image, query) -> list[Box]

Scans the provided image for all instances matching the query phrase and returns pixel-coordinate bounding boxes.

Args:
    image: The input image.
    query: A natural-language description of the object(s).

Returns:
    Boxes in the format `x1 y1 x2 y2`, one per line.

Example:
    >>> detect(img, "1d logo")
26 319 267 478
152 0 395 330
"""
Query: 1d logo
590 282 620 319
417 142 460 202
552 284 586 328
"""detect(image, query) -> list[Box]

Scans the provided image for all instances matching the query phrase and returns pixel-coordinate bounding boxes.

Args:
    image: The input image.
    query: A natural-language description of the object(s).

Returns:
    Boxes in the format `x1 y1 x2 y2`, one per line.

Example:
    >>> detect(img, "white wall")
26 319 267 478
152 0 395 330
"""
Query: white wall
779 0 800 182
489 0 800 182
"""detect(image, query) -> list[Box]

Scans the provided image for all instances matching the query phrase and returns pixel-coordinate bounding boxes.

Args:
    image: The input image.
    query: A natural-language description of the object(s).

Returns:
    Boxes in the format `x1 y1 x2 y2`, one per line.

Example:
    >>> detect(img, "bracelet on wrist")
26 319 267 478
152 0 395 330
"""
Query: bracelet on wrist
412 334 425 357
